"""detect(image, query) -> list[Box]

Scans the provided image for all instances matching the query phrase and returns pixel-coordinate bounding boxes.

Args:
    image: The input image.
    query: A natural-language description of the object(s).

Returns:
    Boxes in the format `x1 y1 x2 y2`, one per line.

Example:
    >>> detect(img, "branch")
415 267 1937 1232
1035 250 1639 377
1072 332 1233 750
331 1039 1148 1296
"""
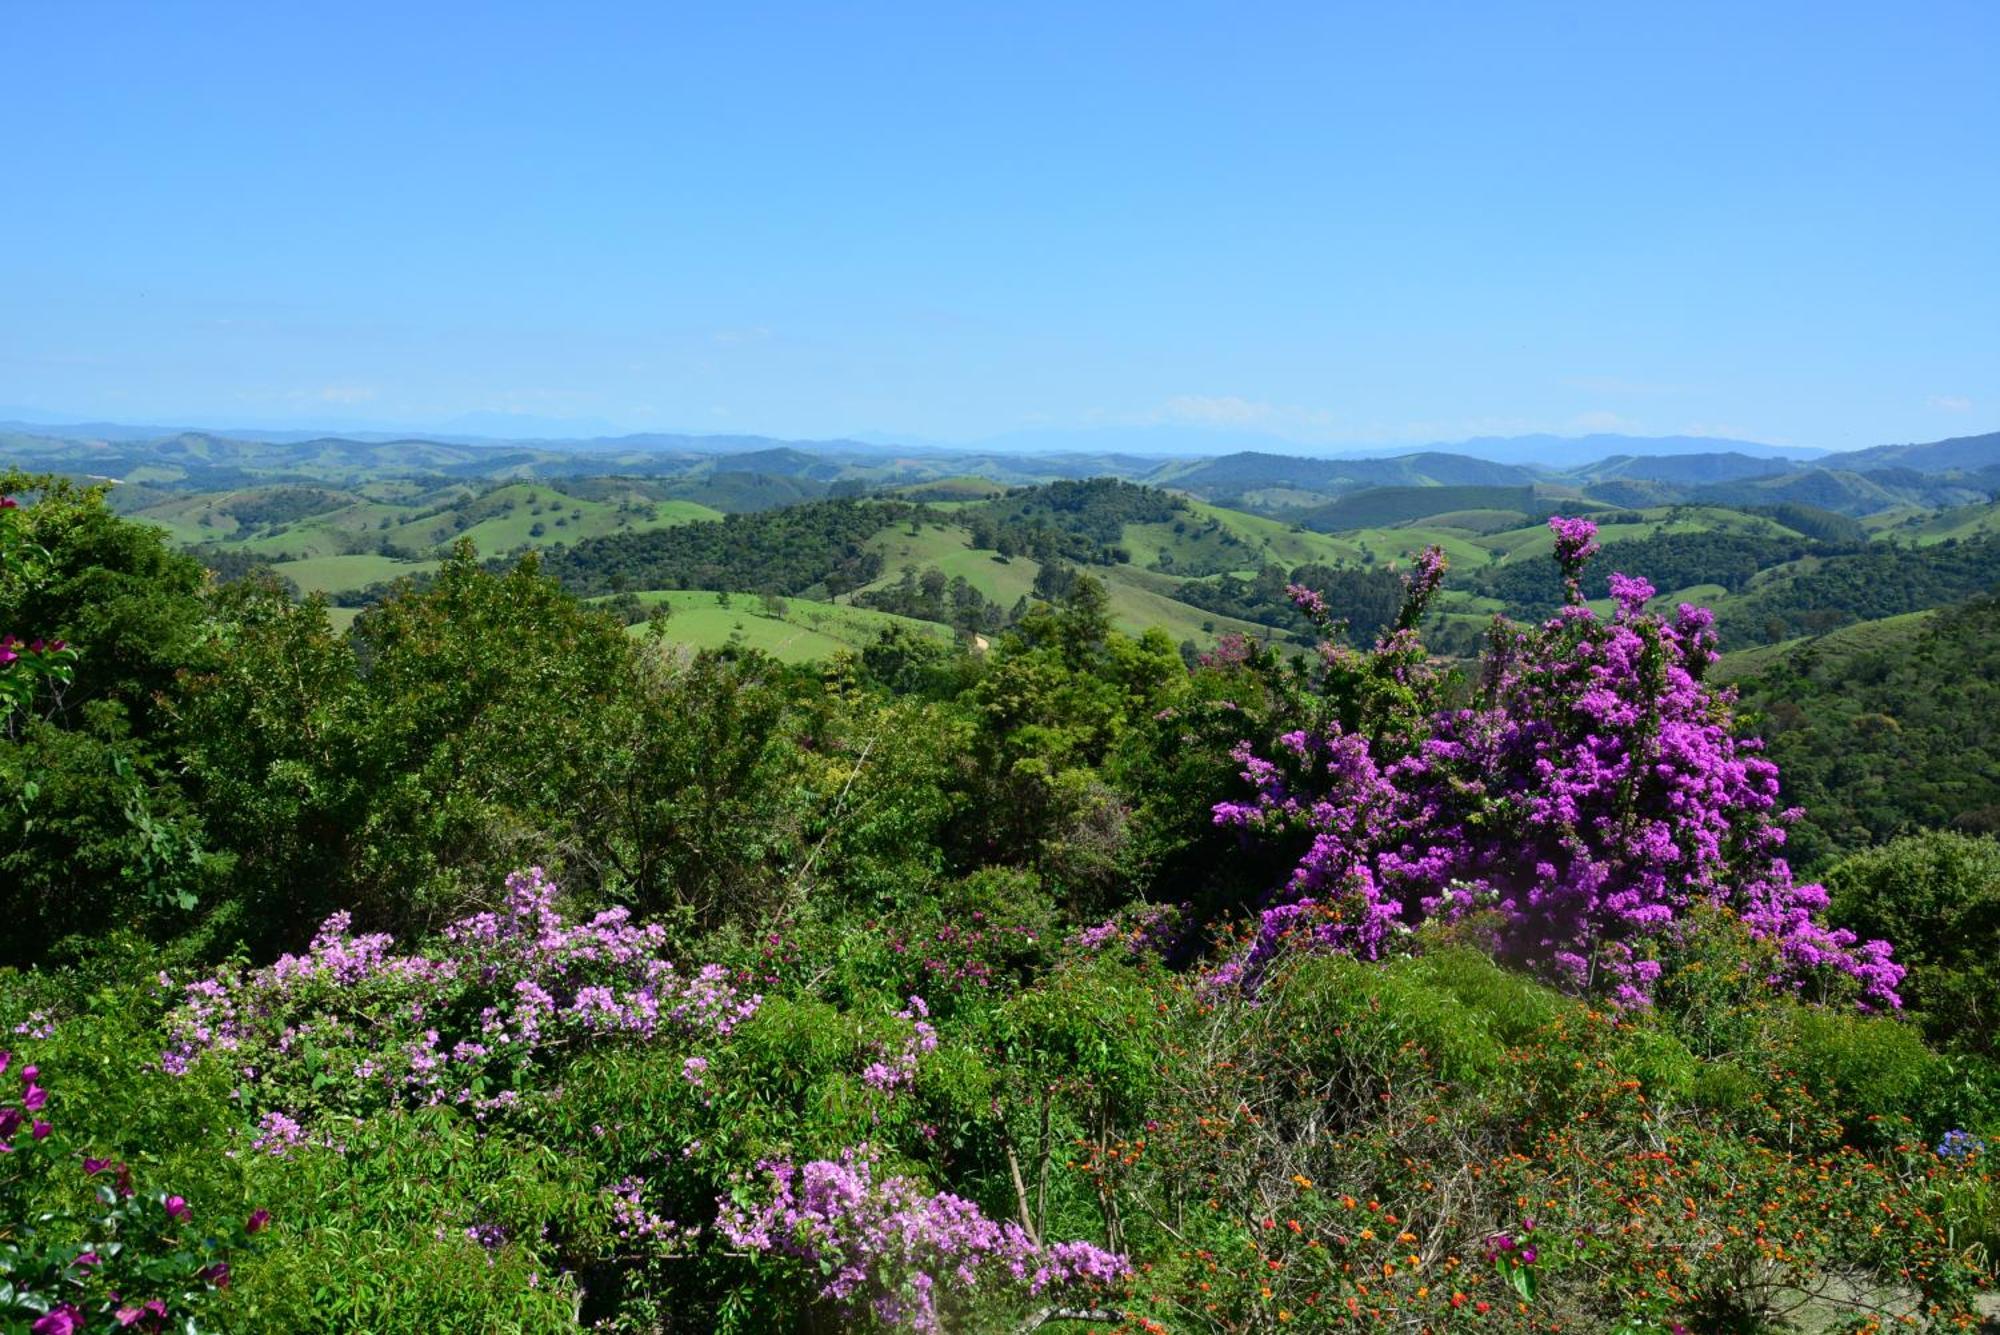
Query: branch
1004 1140 1041 1245
1012 1306 1128 1333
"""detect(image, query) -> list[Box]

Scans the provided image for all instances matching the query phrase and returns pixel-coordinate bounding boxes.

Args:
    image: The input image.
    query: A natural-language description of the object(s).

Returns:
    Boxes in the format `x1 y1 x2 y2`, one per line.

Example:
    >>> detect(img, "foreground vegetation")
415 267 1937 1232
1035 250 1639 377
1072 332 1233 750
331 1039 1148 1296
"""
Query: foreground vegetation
3 478 1997 1332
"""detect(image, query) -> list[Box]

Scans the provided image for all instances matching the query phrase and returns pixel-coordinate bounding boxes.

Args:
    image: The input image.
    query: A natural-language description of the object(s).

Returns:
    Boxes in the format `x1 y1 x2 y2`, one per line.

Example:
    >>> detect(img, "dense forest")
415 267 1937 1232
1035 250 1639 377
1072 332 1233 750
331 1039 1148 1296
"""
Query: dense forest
1168 562 1406 643
1735 593 2000 869
2 476 1997 1332
1723 534 2000 641
536 498 910 598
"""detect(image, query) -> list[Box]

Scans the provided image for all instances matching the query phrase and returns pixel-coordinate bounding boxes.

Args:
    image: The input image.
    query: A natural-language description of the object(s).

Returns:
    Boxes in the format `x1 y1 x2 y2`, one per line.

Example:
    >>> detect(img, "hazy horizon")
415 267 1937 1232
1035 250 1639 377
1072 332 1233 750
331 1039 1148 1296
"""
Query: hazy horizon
1 400 1861 464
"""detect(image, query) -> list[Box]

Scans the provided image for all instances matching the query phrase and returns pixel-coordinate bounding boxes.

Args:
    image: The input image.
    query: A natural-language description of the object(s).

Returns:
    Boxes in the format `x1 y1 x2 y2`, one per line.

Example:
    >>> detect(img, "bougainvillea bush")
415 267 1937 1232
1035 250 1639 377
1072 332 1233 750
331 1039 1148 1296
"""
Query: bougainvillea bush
158 867 762 1128
717 1147 1129 1333
1215 518 1903 1010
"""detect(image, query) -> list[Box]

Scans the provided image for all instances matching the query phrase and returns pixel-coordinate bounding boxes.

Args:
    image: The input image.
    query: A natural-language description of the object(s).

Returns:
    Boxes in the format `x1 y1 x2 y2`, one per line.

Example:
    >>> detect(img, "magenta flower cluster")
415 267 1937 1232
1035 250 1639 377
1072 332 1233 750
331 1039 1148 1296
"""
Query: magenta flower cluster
0 1050 53 1151
1215 518 1903 1009
718 1146 1128 1333
160 868 763 1129
4 1056 266 1334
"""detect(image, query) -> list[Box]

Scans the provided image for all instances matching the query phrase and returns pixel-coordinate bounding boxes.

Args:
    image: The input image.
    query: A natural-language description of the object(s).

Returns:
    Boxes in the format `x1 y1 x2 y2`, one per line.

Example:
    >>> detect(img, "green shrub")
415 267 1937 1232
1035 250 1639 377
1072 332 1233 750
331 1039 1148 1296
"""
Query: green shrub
229 1111 584 1332
1779 1006 1943 1143
1828 830 2000 1057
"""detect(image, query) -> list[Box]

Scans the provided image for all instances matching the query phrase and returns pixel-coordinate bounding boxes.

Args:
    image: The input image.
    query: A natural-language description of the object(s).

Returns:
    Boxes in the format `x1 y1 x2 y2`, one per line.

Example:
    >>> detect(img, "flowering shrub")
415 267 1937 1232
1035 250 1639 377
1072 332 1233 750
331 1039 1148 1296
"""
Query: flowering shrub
1092 946 1991 1333
1216 519 1902 1008
159 868 761 1130
718 1146 1129 1333
604 1174 701 1255
876 914 1046 999
0 1051 265 1333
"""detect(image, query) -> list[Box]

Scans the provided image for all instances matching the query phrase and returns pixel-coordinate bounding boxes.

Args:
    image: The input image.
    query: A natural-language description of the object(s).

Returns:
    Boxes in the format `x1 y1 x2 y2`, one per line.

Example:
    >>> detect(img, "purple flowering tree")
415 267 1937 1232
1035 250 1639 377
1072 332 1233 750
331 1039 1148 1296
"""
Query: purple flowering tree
1215 518 1902 1008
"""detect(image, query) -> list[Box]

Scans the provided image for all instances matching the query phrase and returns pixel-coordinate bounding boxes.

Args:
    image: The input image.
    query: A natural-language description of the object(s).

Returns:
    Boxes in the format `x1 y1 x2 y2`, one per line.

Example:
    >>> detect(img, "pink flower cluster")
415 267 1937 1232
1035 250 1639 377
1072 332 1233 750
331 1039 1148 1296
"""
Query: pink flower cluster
1216 520 1903 1009
605 1175 700 1253
718 1146 1128 1333
1072 902 1185 959
160 868 762 1123
248 1109 309 1157
860 996 938 1093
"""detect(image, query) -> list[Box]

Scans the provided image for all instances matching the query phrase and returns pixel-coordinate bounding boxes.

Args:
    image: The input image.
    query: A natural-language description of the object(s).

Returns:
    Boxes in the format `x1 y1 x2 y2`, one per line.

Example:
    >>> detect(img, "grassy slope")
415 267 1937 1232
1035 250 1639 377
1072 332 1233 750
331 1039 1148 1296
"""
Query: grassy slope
455 498 719 555
604 591 954 663
378 484 721 555
1712 608 1941 681
1485 506 1808 567
861 523 1047 607
1342 525 1498 571
1175 500 1366 567
272 554 440 596
1094 567 1292 644
1894 498 2000 546
151 483 726 566
860 519 1291 645
1417 508 1534 534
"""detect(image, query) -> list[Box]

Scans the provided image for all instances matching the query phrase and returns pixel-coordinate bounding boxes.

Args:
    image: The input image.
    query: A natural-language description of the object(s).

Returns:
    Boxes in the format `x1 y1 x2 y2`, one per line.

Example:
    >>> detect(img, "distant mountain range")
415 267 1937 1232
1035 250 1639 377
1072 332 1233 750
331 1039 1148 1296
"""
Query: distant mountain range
3 417 1995 519
1388 432 1823 468
0 418 1818 463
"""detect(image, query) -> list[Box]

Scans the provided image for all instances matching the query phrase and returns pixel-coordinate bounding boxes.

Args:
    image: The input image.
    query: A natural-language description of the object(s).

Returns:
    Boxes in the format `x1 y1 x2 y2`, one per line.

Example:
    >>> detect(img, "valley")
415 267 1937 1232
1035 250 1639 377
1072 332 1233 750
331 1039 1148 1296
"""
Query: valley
8 423 1994 666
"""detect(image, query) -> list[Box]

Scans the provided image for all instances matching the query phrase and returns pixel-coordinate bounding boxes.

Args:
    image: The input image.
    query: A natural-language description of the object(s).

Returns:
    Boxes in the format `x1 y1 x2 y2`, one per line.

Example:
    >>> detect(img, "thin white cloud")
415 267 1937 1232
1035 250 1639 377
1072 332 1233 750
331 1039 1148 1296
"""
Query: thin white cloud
1679 422 1783 444
316 384 377 404
1568 410 1635 432
1560 375 1691 397
1149 396 1347 439
1930 394 1974 412
1161 394 1276 426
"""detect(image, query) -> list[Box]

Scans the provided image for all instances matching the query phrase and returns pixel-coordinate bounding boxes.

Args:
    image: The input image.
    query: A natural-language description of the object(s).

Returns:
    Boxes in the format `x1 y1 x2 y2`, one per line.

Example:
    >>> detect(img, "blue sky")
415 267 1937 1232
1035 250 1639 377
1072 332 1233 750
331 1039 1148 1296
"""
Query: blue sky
2 2 1994 449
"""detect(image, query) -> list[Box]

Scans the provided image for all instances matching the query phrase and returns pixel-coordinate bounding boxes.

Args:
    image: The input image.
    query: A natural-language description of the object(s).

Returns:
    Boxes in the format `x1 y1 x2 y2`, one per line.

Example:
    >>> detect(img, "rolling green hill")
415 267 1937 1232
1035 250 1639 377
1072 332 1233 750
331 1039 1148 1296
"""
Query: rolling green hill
1731 593 2000 869
1298 484 1551 531
1714 608 1940 681
29 452 2000 660
374 483 721 554
271 553 441 597
599 590 955 662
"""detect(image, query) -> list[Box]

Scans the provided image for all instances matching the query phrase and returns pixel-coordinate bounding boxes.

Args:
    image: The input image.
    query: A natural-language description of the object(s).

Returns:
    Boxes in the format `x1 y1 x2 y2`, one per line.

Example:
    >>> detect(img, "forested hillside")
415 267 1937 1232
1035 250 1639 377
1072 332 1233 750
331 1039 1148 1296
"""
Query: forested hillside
3 477 1996 1332
536 498 911 598
1734 593 2000 869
